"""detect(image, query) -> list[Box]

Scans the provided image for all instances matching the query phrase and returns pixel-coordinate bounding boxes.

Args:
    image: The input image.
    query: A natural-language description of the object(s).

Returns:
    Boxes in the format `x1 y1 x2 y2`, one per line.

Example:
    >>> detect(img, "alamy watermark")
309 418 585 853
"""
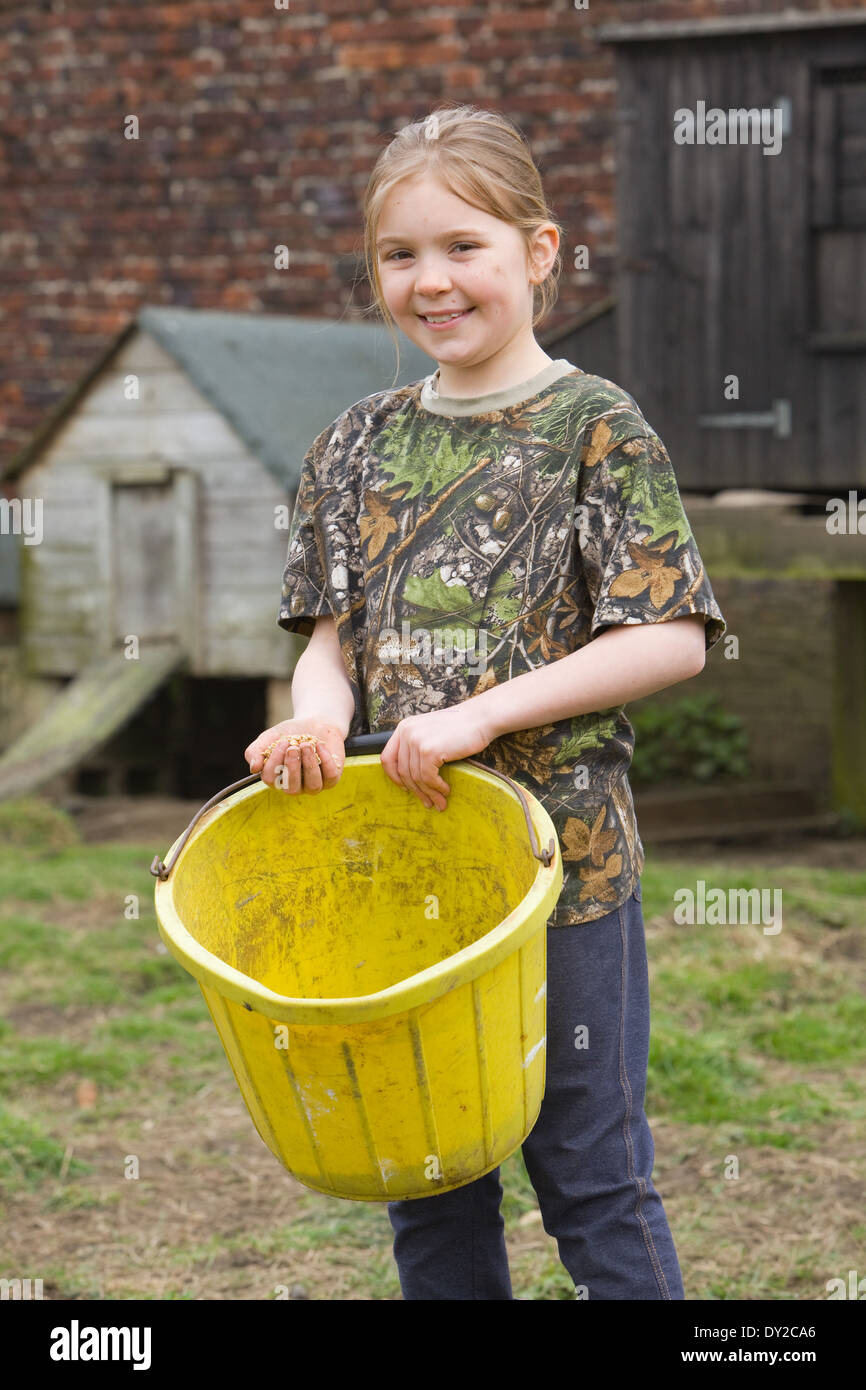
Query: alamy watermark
49 1321 151 1370
1 1277 43 1299
674 101 785 156
0 497 42 544
674 880 783 935
826 1269 865 1299
826 491 865 534
377 622 488 672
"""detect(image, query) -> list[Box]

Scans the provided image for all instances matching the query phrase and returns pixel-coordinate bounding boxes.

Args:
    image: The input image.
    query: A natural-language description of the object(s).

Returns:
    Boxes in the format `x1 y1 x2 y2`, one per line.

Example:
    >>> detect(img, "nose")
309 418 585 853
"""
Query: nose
412 254 454 297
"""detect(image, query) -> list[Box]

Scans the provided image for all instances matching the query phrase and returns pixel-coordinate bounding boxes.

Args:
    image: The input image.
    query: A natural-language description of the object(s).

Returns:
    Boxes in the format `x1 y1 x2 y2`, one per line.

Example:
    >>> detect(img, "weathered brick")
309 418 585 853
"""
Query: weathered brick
0 0 860 471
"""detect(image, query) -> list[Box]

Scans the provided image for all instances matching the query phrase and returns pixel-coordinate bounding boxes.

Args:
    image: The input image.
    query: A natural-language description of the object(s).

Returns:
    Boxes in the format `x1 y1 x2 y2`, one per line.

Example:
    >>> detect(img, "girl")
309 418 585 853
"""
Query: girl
245 105 726 1300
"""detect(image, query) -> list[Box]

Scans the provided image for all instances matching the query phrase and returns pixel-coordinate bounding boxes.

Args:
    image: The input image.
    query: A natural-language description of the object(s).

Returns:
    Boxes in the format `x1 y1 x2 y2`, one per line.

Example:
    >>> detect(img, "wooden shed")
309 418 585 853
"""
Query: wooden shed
594 7 866 491
556 8 866 831
0 308 431 800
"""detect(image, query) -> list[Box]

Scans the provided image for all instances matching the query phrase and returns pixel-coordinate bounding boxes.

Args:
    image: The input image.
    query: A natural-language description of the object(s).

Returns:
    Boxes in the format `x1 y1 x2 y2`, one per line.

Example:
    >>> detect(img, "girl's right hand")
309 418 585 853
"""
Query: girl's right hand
244 718 347 795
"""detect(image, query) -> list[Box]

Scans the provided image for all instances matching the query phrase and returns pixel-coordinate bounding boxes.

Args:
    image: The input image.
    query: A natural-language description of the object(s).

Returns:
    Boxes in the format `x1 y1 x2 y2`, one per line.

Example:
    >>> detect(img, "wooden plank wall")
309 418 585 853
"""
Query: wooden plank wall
616 29 866 492
16 333 300 679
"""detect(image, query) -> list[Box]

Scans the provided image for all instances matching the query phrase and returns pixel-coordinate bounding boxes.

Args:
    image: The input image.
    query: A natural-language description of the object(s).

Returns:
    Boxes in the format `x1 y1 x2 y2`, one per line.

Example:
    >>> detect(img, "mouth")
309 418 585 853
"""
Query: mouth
417 308 475 329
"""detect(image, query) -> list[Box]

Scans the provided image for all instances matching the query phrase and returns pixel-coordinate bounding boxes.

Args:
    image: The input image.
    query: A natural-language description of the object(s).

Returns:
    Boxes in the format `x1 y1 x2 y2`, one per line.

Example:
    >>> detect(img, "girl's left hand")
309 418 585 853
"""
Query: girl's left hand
380 706 495 811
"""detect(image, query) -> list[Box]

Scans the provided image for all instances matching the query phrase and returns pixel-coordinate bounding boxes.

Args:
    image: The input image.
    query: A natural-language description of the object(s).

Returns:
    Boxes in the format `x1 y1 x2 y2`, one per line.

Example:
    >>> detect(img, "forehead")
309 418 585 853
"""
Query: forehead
376 174 499 243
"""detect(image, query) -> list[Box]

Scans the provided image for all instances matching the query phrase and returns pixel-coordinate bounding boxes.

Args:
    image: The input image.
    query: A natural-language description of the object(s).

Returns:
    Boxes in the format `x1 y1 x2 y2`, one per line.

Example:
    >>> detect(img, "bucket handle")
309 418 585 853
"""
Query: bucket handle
150 731 556 881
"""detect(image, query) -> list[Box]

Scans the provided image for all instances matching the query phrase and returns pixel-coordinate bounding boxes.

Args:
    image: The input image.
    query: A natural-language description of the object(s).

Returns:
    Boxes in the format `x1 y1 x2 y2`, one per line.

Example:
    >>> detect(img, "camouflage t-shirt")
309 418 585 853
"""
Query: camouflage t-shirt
277 357 726 926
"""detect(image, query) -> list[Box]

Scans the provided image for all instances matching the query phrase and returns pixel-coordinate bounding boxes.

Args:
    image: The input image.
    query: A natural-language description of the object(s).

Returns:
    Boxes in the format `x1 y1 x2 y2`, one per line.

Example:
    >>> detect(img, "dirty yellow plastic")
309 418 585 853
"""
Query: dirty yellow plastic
153 755 563 1201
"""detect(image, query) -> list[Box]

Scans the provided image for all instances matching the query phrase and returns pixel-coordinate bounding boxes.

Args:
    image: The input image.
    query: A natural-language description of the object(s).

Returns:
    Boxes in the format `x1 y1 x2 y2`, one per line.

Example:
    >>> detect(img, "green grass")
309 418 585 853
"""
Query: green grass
641 860 866 933
0 833 226 1112
750 997 866 1062
649 1019 762 1122
0 1102 90 1192
0 916 184 1009
149 1197 403 1299
0 1036 132 1087
0 842 151 905
636 860 866 1137
0 807 864 1299
0 796 81 852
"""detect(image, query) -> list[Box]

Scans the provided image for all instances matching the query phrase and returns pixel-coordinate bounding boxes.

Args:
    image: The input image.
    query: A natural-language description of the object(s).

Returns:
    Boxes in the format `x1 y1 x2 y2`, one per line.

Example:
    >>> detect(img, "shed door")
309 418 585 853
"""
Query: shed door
111 481 179 643
615 25 866 492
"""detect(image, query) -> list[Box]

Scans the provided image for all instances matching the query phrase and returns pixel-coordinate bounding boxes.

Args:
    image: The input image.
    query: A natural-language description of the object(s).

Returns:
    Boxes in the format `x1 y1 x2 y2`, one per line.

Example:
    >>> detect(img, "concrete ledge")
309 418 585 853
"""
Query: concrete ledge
633 779 837 843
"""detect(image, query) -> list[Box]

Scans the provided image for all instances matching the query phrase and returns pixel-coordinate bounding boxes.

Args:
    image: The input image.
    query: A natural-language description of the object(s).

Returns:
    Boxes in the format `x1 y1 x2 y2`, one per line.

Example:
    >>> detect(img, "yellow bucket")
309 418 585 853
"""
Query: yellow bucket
151 736 562 1201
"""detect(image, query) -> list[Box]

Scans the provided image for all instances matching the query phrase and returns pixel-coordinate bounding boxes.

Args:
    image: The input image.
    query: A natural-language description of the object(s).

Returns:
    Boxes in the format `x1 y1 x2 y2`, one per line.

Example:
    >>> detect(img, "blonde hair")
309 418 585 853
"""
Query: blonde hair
360 104 565 384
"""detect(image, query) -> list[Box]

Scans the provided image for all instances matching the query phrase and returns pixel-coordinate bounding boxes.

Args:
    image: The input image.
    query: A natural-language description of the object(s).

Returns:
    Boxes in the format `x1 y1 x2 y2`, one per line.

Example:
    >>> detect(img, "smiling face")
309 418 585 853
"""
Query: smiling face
374 171 559 395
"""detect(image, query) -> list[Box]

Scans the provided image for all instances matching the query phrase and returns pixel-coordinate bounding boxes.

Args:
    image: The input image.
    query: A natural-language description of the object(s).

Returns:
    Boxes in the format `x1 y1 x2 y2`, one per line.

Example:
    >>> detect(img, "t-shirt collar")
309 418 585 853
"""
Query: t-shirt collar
419 358 580 416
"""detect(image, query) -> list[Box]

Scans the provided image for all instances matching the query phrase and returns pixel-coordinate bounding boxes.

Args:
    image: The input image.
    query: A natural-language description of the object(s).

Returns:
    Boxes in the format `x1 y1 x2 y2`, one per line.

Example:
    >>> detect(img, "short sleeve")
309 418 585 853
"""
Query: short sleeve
276 428 334 637
577 430 727 653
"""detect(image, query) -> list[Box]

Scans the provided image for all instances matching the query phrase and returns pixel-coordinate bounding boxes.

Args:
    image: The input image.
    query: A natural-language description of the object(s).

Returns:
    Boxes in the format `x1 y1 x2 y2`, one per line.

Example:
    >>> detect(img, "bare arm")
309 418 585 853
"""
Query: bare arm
289 615 355 736
379 613 710 810
474 613 708 742
244 615 354 792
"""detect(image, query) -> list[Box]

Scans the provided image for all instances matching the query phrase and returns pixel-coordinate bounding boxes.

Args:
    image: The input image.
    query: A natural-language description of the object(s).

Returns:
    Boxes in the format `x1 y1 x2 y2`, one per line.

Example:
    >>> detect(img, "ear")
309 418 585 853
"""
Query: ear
527 223 560 284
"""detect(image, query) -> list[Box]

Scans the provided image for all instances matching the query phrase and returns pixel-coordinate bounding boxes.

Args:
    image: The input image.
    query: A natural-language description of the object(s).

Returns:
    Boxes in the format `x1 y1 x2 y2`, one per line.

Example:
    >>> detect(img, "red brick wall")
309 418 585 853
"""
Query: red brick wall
1 0 862 469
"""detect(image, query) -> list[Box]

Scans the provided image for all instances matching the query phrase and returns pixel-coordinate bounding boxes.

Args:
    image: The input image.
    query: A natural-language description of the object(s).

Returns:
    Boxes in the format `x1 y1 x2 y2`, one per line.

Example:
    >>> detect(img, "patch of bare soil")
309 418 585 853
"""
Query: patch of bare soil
652 1114 865 1299
64 796 207 850
4 1075 341 1300
6 1046 864 1301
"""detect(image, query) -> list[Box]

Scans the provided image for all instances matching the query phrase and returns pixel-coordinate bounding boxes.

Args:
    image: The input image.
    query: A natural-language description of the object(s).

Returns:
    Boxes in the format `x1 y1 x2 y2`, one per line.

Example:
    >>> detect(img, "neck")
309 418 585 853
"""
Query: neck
432 349 554 399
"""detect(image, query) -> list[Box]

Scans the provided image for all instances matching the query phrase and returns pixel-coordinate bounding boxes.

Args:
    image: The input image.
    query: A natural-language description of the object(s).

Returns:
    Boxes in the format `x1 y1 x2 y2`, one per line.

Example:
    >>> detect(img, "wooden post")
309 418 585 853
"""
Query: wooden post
832 581 866 828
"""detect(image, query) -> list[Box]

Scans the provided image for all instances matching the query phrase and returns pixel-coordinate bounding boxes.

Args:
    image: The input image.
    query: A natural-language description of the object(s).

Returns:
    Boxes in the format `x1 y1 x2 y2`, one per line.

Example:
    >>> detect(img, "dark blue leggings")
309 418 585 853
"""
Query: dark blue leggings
386 883 685 1300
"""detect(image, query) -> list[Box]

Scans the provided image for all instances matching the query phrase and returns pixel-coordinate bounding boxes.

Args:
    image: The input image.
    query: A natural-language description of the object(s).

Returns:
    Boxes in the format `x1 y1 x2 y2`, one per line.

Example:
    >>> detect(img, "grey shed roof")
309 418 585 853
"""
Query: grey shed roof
3 307 436 490
134 306 437 490
0 307 438 605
